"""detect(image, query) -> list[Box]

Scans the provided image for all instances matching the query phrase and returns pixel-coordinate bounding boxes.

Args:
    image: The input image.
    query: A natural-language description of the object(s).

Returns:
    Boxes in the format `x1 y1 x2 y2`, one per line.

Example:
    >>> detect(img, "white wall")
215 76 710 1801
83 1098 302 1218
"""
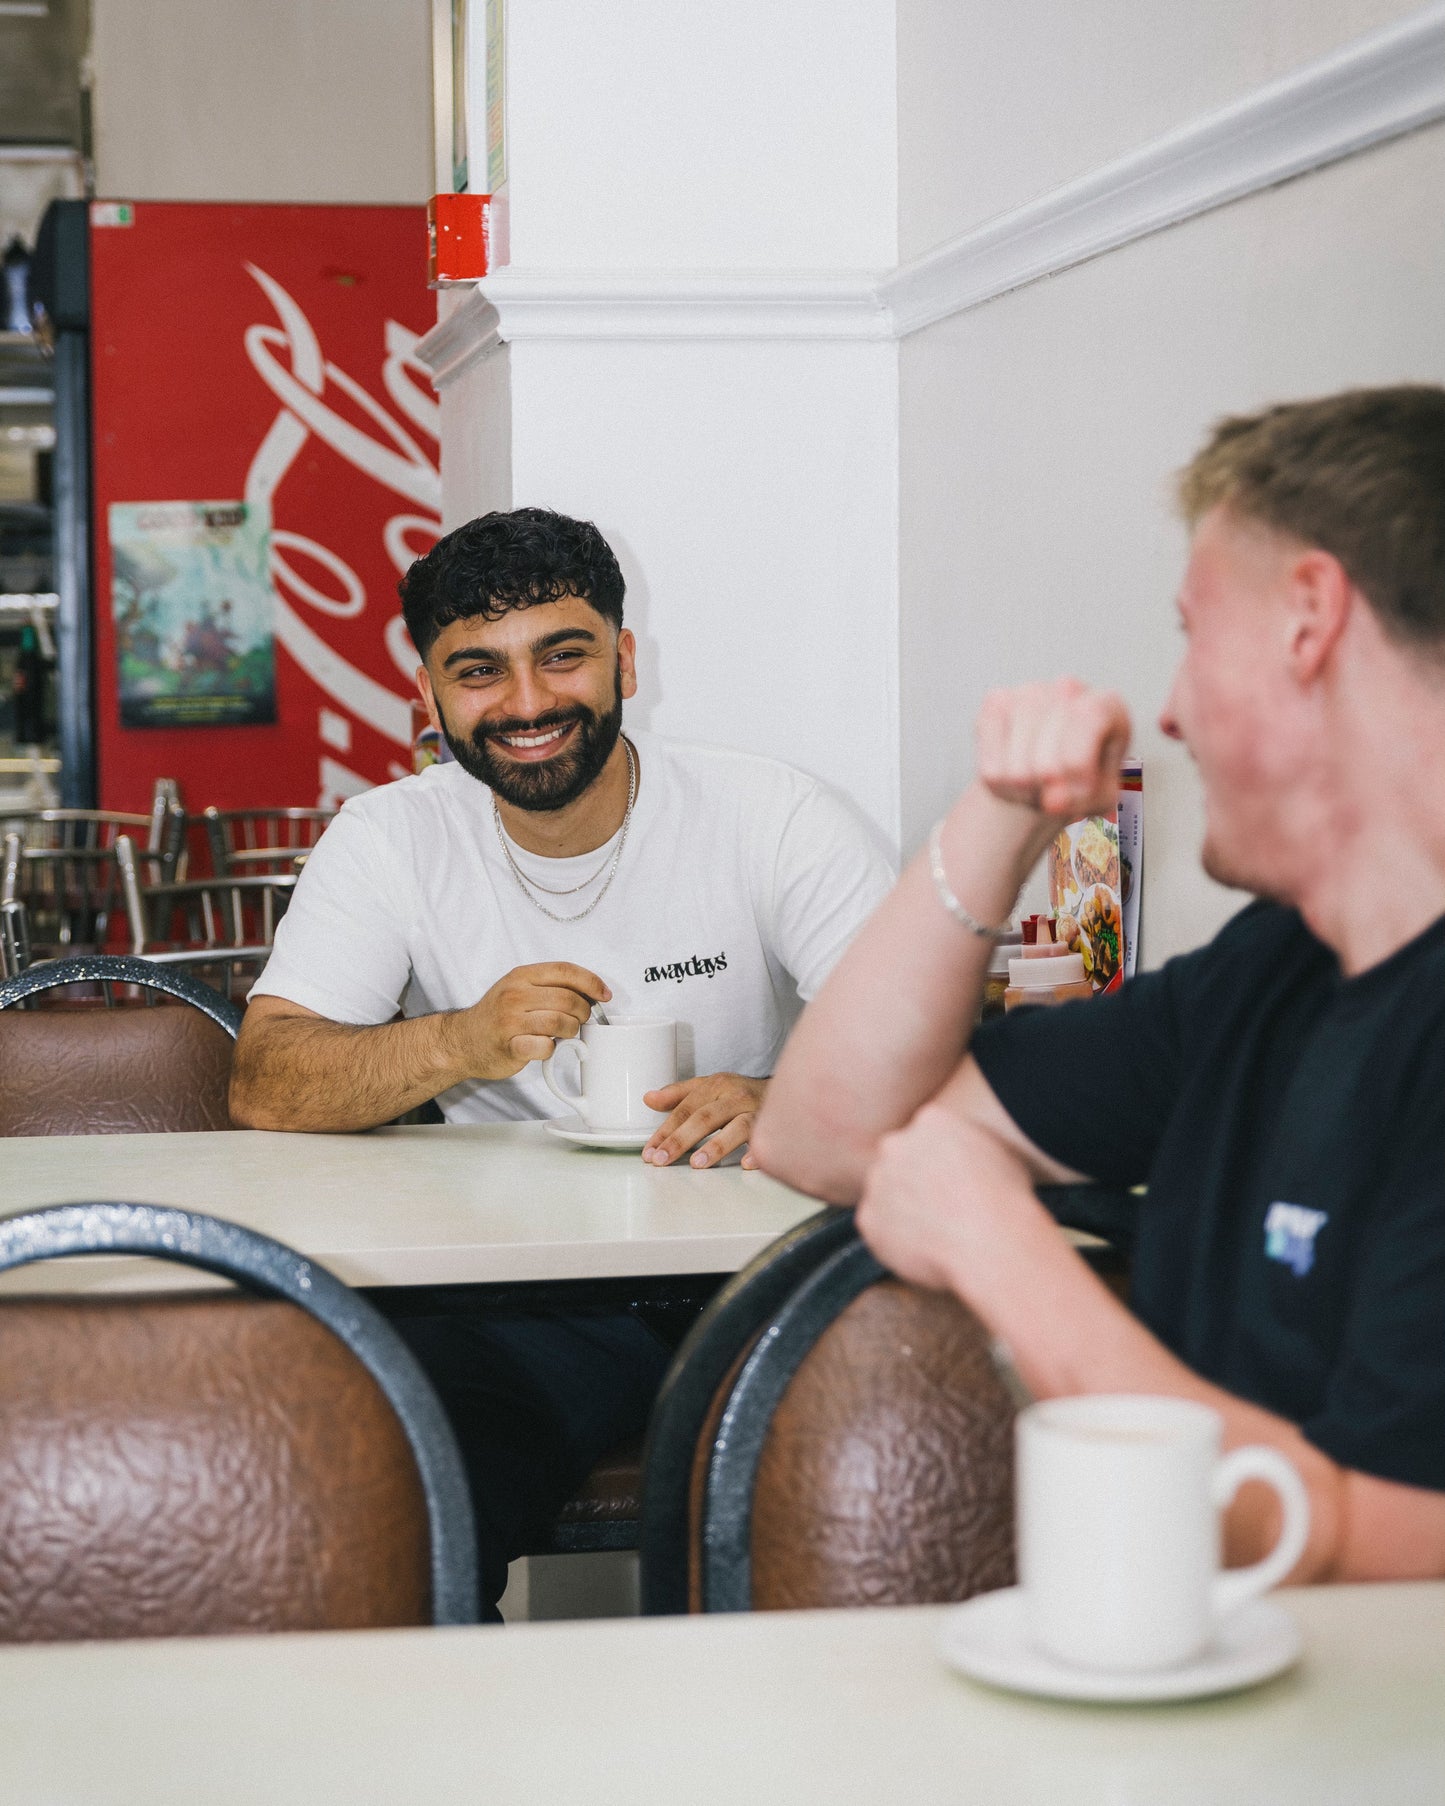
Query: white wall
91 0 431 203
897 0 1426 258
436 321 513 528
505 0 897 271
898 119 1445 963
508 338 899 837
428 0 902 845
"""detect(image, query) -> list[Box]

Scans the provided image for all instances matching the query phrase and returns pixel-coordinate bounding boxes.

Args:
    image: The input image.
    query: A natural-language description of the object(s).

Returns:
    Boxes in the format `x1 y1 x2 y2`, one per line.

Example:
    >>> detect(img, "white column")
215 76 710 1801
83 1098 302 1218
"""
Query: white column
420 0 901 847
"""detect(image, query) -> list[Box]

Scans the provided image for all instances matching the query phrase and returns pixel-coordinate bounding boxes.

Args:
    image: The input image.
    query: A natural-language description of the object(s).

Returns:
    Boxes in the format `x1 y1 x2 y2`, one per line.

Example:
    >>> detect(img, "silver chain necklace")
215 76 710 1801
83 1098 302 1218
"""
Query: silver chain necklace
492 735 637 923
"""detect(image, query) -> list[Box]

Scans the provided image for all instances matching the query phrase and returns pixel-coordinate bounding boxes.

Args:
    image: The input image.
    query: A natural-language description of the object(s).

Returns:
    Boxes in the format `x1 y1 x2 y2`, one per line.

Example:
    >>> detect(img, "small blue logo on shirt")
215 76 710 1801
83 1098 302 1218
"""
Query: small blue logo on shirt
1263 1202 1328 1277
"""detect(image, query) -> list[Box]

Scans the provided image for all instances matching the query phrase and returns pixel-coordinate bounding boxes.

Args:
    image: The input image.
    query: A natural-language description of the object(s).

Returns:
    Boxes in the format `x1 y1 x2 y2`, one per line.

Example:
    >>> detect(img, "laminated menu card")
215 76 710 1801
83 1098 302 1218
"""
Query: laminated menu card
1046 758 1143 991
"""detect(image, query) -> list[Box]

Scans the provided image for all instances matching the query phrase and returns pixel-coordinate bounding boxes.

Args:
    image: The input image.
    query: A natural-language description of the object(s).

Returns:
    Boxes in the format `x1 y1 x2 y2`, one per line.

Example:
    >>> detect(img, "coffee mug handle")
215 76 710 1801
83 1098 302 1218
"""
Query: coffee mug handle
1210 1444 1311 1620
543 1038 588 1116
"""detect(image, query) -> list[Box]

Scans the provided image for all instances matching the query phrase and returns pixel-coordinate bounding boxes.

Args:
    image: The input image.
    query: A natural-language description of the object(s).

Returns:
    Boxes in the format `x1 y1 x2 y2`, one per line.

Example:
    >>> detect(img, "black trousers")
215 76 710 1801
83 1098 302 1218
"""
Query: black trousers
390 1309 674 1621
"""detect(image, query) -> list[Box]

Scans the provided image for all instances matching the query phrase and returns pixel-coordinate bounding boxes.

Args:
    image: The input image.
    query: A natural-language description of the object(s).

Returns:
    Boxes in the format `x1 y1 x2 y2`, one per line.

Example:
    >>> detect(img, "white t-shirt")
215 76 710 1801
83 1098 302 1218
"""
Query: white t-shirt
251 732 894 1122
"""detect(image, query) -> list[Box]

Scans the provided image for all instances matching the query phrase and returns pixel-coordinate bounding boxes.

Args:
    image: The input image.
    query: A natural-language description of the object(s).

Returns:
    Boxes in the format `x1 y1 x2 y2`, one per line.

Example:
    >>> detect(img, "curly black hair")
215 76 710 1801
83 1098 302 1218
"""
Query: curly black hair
399 507 625 659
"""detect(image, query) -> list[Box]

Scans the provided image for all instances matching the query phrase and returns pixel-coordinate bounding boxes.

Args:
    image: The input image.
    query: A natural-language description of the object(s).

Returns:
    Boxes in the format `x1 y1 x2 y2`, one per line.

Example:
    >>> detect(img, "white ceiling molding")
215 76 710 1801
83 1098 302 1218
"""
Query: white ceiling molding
474 272 888 344
414 291 504 388
884 0 1445 336
419 1 1445 376
415 275 888 384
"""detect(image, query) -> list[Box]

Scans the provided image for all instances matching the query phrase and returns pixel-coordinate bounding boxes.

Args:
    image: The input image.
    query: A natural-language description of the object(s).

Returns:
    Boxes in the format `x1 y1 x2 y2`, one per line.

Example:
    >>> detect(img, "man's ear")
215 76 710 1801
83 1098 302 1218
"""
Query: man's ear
416 663 443 733
618 627 639 702
1287 549 1354 685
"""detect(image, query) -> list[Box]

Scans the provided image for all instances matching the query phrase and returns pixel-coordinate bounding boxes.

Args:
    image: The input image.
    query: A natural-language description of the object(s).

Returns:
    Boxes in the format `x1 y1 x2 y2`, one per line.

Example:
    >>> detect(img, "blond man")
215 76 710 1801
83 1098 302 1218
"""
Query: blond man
756 386 1445 1584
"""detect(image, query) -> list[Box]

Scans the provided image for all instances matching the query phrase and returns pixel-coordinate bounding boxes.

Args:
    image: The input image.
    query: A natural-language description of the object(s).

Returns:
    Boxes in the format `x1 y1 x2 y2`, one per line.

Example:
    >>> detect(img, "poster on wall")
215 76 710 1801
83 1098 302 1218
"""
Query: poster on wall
485 0 506 191
89 202 437 813
109 499 277 728
451 0 469 190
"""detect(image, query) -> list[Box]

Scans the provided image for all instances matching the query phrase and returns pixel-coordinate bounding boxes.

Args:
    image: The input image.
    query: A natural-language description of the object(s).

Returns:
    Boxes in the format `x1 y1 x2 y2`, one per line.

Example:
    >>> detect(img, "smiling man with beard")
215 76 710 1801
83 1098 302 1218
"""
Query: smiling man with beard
231 505 891 1617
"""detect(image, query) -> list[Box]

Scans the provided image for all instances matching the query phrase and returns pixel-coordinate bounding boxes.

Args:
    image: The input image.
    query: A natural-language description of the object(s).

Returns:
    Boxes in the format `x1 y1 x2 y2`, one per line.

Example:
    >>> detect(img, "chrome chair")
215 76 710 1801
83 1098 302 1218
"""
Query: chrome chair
3 830 129 953
0 898 31 980
23 802 183 870
3 808 182 954
118 835 296 1000
203 805 334 877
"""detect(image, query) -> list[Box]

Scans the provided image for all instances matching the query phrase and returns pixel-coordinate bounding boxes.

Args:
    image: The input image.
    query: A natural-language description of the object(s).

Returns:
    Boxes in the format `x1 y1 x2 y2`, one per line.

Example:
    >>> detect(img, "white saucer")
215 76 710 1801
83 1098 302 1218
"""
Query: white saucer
544 1114 654 1152
938 1587 1302 1704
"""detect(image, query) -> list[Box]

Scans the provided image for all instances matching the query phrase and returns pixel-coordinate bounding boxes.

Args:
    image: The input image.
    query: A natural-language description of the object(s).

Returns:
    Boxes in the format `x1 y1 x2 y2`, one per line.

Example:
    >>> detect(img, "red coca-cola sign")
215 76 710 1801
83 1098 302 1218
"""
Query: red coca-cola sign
90 201 438 813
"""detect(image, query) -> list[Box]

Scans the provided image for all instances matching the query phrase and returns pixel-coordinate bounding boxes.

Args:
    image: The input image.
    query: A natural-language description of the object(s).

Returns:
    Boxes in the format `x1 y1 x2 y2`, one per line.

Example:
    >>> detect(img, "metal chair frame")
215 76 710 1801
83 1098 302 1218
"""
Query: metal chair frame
700 1233 887 1613
0 1203 478 1626
0 899 30 980
638 1207 857 1616
0 953 244 1037
3 816 180 954
117 836 294 997
203 805 334 877
20 802 182 869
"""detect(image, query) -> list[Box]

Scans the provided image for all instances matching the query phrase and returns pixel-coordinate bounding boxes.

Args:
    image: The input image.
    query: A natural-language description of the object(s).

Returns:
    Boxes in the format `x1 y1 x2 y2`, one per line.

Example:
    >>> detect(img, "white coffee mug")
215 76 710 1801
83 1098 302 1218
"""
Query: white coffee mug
1017 1394 1310 1673
543 1018 677 1132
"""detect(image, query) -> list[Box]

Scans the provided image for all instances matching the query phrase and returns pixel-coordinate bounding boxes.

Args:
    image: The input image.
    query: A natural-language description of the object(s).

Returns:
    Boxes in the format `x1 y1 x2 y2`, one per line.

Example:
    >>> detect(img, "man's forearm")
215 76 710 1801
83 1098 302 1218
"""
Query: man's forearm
754 787 1042 1201
229 1010 471 1132
941 1179 1445 1583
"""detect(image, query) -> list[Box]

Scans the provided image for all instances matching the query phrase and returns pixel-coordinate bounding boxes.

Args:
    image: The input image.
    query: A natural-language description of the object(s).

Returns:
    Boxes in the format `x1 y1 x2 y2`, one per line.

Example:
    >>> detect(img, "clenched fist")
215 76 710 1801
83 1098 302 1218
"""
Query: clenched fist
975 678 1131 824
449 962 610 1081
938 679 1133 900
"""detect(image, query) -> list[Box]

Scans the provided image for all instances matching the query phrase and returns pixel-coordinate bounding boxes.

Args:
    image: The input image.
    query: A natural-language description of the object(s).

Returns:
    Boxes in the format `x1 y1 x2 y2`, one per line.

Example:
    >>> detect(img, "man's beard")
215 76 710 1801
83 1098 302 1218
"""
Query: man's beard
439 686 624 813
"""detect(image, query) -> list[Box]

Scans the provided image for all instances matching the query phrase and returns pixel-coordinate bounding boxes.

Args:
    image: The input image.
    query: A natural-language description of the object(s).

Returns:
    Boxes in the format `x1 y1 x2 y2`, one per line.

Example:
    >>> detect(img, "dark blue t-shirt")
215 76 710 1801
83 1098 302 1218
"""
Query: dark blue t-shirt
972 900 1445 1492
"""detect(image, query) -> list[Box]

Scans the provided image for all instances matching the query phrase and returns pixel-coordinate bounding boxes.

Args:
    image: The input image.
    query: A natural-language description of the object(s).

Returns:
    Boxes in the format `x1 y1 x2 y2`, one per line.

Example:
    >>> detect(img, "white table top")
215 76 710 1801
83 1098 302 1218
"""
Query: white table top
0 1584 1440 1804
0 1121 818 1293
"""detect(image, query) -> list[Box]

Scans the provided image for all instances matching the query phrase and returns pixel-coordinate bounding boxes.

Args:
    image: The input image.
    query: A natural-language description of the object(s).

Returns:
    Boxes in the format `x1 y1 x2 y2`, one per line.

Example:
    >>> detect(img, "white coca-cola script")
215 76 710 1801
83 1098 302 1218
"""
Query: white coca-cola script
243 263 441 804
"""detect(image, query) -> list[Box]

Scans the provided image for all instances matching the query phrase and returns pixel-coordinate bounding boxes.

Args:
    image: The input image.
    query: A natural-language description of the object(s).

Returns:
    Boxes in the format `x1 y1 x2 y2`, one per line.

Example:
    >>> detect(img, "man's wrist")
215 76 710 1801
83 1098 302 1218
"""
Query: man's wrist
428 1007 484 1088
938 785 1053 924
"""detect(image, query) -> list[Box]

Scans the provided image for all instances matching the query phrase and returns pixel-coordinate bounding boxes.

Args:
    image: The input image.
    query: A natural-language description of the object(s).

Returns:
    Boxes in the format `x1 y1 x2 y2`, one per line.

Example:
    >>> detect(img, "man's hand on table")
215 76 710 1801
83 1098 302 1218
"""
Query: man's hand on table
450 962 611 1081
641 1073 769 1170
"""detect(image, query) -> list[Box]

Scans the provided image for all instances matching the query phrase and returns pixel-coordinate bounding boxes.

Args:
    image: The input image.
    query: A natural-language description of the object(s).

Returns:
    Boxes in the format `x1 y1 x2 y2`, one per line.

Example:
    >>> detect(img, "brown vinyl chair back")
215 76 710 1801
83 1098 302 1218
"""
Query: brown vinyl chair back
680 1208 1135 1615
745 1280 1017 1609
644 1198 1132 1617
0 956 241 1135
203 805 334 876
671 1233 1017 1614
0 1295 433 1641
0 1204 477 1640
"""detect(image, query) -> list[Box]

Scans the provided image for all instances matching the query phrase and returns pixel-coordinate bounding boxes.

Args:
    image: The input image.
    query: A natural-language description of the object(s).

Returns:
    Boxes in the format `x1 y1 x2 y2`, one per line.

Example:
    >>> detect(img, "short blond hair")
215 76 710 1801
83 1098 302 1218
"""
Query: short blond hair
1178 386 1445 646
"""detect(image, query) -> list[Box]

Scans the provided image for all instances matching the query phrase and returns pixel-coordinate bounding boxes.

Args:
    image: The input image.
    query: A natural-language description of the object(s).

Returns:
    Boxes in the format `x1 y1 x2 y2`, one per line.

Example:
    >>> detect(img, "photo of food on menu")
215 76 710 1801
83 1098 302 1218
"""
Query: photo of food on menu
1046 758 1143 991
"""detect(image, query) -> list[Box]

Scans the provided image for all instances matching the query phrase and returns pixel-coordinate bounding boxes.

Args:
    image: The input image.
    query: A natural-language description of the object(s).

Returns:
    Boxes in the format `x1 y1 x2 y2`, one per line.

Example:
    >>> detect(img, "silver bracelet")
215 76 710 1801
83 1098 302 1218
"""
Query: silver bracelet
927 819 1015 939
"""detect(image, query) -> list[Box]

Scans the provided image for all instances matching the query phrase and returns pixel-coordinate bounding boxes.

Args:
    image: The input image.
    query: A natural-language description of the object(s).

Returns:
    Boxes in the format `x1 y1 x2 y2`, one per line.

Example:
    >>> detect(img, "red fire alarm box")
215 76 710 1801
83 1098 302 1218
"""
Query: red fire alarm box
427 193 492 286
